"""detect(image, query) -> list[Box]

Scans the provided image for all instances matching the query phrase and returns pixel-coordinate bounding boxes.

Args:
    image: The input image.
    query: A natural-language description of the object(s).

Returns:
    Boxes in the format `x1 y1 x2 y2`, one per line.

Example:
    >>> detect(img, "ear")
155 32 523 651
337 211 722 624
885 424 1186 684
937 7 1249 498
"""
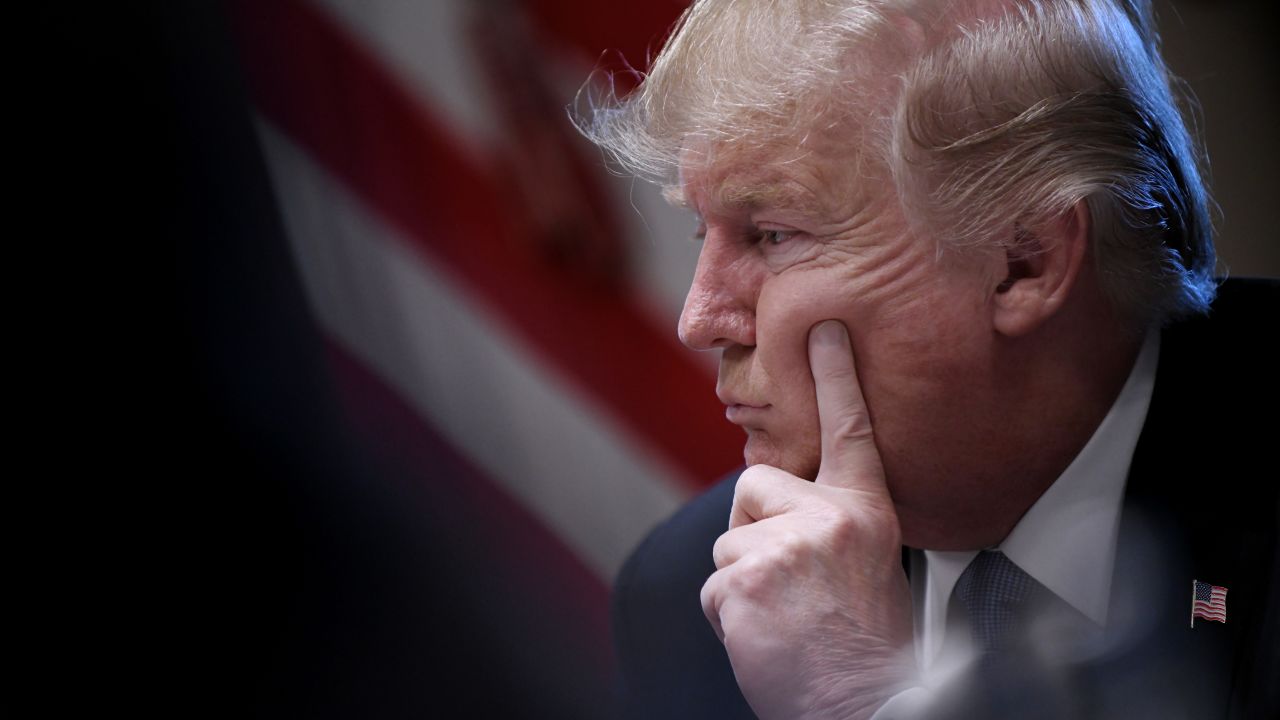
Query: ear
991 201 1090 337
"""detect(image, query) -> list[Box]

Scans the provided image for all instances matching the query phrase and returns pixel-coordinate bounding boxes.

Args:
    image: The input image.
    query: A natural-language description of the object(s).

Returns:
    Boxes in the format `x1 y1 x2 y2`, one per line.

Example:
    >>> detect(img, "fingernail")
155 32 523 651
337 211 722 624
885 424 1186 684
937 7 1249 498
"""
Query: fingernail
811 320 847 347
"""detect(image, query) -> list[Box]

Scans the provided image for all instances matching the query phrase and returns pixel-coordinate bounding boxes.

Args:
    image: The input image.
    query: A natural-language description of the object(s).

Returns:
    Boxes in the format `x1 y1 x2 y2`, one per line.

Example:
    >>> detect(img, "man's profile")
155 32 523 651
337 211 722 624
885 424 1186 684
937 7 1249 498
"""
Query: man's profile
575 0 1278 718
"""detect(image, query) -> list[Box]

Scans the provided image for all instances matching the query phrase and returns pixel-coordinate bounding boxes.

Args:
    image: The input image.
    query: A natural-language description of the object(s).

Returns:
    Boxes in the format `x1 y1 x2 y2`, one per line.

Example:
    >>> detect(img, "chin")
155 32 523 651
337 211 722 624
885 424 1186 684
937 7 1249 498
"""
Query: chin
743 433 819 480
742 439 768 468
742 432 778 468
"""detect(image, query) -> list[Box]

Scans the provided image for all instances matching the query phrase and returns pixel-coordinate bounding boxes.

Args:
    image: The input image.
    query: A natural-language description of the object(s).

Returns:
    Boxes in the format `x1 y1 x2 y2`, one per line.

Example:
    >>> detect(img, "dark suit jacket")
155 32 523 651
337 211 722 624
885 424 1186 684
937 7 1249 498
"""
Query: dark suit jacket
612 278 1278 719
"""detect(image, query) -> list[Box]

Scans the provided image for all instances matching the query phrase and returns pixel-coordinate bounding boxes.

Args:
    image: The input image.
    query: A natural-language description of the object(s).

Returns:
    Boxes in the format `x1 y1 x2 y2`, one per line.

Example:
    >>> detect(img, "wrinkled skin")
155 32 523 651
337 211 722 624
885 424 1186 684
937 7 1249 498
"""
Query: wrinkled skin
678 143 1006 537
680 141 1004 718
701 322 918 719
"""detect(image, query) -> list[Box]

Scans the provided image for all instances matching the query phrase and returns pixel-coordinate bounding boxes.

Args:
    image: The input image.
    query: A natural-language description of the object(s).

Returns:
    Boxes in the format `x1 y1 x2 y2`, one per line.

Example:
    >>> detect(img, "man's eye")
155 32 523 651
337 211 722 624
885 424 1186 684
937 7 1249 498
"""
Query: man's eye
759 230 795 245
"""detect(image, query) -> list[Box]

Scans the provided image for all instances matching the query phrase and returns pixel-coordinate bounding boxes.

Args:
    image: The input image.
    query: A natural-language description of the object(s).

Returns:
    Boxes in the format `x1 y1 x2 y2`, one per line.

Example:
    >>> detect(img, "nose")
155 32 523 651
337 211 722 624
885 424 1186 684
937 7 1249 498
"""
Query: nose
677 236 756 350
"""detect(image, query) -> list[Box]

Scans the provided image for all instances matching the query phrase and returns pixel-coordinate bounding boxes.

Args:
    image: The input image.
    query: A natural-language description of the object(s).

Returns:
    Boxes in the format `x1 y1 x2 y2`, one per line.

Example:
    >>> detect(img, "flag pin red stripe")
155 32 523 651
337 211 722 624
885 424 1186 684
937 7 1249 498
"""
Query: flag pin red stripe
1190 579 1228 627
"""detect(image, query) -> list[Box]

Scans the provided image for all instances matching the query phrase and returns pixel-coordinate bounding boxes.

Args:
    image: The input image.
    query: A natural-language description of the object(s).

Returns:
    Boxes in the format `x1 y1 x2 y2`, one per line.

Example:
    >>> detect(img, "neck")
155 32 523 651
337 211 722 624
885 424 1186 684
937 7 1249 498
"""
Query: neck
899 279 1145 550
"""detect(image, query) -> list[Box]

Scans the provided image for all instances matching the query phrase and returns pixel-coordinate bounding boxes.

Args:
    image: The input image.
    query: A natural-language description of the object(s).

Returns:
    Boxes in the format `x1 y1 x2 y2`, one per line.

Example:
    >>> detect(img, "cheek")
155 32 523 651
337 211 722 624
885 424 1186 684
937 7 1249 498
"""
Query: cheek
758 259 988 422
859 274 990 377
753 274 858 399
845 277 994 471
746 256 989 479
748 276 858 475
754 268 894 388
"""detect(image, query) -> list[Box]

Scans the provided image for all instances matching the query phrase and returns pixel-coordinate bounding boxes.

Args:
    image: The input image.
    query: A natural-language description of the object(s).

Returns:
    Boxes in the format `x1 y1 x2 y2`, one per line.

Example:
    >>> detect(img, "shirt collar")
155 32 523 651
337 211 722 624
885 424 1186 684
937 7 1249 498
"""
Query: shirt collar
1000 329 1159 626
919 329 1159 667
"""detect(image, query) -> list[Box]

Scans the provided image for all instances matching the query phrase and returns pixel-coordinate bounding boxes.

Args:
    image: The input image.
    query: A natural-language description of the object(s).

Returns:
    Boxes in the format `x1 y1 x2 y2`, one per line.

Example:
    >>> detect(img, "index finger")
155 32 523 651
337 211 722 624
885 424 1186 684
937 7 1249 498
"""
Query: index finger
808 320 887 493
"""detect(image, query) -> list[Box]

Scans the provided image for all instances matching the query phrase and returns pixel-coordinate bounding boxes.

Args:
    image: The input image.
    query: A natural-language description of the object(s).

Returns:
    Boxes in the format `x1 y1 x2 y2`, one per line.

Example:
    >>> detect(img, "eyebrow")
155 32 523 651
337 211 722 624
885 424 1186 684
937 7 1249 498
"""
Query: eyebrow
660 180 824 216
717 182 823 215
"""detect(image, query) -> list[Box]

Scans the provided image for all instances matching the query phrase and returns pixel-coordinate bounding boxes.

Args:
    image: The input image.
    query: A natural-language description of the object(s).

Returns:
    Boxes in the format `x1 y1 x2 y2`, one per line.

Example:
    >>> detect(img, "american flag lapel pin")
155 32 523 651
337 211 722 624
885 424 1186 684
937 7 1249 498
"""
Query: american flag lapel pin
1190 580 1228 627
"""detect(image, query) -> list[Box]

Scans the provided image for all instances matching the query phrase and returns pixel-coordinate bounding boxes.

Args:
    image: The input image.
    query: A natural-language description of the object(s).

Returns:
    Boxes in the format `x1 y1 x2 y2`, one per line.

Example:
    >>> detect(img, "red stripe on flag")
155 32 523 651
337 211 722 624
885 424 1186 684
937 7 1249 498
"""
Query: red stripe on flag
1192 582 1228 623
228 0 741 489
324 338 616 680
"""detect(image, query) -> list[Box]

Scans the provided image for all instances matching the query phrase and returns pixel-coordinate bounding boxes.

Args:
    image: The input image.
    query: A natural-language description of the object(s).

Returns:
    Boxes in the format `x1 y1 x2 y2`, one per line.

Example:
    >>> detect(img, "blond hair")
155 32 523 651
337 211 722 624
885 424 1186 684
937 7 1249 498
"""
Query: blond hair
573 0 1216 324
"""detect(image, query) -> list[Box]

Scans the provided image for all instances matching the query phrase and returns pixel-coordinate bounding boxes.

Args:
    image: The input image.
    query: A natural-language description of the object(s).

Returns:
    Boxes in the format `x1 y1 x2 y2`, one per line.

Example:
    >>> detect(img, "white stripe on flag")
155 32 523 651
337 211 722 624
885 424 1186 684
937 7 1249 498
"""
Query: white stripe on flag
256 118 689 580
307 0 713 371
309 0 500 153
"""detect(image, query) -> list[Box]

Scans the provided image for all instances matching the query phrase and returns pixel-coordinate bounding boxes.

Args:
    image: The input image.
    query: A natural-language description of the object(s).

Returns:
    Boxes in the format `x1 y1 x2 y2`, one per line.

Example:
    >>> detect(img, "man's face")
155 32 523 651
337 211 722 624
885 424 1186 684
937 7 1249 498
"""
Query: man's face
678 139 1001 509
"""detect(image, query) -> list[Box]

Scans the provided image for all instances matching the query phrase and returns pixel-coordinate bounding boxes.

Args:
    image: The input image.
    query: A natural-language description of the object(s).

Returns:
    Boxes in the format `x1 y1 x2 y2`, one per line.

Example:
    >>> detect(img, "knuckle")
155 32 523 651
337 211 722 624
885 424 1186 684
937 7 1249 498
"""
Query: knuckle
711 533 731 569
732 465 777 507
700 577 725 641
824 509 860 545
805 494 862 542
770 531 810 567
730 473 752 507
821 496 901 549
819 359 857 385
828 412 874 443
700 575 716 611
866 512 903 548
736 464 770 488
728 554 773 597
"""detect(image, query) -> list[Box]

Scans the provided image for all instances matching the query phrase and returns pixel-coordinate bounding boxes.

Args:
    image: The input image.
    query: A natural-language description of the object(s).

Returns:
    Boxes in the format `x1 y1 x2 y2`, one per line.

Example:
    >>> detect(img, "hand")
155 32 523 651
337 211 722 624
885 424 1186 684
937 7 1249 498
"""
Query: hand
701 320 917 720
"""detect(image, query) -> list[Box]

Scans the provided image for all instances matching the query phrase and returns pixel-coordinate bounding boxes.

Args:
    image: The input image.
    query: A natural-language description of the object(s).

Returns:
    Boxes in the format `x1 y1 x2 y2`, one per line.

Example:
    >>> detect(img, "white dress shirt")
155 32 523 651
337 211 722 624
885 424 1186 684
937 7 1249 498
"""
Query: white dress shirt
874 330 1160 717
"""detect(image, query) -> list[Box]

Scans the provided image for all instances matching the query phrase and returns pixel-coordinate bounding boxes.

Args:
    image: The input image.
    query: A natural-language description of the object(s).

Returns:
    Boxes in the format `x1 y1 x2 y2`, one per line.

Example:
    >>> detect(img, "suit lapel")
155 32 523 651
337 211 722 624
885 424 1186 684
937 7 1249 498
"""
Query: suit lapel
1109 312 1250 718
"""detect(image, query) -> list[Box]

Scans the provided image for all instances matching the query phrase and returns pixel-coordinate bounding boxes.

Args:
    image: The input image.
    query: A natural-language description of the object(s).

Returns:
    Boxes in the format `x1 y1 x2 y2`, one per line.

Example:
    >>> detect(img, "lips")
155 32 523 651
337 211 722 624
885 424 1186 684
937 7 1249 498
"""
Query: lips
716 387 766 409
717 363 767 424
723 400 770 425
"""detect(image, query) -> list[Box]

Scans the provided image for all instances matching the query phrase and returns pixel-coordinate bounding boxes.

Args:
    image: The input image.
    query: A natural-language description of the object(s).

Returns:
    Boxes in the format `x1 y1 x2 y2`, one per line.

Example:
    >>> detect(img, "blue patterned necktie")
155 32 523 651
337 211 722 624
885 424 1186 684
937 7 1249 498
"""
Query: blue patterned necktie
952 549 1040 654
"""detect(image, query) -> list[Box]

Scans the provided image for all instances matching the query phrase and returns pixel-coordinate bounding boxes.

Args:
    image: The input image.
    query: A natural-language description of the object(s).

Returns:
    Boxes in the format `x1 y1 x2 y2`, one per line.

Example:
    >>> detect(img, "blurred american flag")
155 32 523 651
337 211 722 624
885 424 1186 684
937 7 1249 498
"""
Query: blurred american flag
224 0 740 715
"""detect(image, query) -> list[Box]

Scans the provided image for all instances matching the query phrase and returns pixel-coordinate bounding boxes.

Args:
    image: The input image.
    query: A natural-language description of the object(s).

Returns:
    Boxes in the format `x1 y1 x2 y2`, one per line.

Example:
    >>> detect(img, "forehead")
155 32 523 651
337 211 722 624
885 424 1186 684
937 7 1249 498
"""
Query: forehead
669 141 859 218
